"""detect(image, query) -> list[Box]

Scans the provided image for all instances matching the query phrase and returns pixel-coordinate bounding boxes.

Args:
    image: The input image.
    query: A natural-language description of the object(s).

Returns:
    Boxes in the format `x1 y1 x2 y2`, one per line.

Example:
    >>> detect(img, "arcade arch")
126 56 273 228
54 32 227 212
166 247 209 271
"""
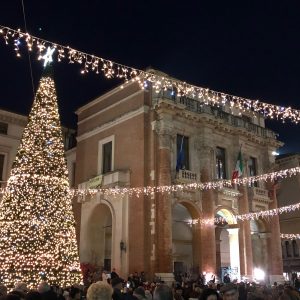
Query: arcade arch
84 202 113 271
215 208 240 281
172 201 201 275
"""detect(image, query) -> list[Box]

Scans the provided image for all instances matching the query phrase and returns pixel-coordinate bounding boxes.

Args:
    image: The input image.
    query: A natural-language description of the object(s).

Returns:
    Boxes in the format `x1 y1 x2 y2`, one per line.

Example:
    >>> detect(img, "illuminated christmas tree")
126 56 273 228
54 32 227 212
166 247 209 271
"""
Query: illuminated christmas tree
0 53 81 288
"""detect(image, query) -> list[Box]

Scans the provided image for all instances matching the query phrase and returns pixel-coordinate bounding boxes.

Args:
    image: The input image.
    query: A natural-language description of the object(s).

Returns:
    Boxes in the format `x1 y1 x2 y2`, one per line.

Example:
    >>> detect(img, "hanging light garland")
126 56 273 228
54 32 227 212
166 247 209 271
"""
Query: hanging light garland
188 201 300 226
0 166 299 197
280 233 300 240
55 165 300 197
1 25 300 123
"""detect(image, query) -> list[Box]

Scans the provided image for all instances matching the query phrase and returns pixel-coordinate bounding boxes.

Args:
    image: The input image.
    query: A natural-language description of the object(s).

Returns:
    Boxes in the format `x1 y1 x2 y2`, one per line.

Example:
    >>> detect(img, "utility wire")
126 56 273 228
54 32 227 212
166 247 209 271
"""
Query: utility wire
21 0 35 99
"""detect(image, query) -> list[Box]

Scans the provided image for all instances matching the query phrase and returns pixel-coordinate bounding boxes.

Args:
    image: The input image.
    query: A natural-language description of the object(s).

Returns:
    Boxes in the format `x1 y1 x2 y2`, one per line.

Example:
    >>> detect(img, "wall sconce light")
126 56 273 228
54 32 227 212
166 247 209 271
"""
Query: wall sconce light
120 240 126 252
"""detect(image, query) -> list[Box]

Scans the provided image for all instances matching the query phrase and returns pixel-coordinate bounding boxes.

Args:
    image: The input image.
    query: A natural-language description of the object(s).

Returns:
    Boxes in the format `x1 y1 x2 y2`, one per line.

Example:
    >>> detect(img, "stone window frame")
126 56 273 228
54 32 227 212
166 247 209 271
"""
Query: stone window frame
215 146 227 180
248 156 258 187
0 122 8 135
0 152 7 182
98 135 115 175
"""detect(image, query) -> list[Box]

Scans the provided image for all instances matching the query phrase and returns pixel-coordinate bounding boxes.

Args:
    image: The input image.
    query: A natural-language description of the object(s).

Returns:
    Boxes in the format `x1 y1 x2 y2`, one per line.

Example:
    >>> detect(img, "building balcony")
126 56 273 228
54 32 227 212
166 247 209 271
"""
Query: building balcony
248 186 272 211
217 186 240 209
153 92 277 140
175 169 197 183
77 170 130 202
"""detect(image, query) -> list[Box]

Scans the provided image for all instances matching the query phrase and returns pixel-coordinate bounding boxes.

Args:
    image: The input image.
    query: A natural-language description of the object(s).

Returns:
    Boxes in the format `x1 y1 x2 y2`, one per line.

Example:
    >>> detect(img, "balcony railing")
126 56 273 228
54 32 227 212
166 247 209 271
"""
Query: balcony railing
153 92 277 140
253 187 269 198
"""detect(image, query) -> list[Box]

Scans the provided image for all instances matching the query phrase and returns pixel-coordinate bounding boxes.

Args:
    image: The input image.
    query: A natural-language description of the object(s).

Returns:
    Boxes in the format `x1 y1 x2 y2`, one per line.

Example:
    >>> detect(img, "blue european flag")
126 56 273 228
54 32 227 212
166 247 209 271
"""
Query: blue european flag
176 136 184 172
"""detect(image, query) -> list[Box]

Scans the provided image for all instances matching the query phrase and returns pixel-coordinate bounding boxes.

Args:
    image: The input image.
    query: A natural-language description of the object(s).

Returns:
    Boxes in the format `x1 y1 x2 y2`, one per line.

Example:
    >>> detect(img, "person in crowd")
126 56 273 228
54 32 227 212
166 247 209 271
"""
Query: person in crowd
295 278 300 291
25 291 42 300
69 287 81 300
173 286 184 300
223 274 231 284
237 282 247 300
153 285 173 300
132 273 140 288
12 282 29 300
133 287 146 300
87 282 113 300
111 277 124 300
6 293 22 300
0 284 7 300
111 269 119 280
144 290 152 300
199 288 219 300
37 281 57 300
220 283 239 300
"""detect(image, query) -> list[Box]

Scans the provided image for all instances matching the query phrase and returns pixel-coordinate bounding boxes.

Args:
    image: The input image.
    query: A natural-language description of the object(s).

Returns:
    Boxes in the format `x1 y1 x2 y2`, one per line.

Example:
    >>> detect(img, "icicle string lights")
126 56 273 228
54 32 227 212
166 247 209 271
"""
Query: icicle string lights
188 201 300 226
1 25 300 123
0 166 300 197
281 233 300 240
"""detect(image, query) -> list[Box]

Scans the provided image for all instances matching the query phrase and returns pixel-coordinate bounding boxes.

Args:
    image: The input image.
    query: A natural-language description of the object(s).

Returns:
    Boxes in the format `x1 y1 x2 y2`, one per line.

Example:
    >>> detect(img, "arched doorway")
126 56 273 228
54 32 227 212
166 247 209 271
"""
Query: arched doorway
172 201 201 276
86 203 113 272
215 208 240 281
250 219 268 276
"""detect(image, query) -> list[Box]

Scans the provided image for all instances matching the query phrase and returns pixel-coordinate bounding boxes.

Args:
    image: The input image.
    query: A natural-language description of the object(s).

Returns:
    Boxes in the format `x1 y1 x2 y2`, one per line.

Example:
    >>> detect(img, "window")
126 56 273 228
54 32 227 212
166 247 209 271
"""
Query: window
102 142 112 174
176 135 189 170
286 241 292 257
292 240 299 257
98 136 114 175
248 157 258 187
216 147 226 179
0 122 8 135
0 154 4 181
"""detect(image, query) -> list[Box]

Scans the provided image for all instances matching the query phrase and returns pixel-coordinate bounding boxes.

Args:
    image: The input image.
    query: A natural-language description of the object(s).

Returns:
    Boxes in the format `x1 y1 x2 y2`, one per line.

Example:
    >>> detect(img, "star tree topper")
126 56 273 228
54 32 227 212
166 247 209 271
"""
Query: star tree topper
41 46 55 67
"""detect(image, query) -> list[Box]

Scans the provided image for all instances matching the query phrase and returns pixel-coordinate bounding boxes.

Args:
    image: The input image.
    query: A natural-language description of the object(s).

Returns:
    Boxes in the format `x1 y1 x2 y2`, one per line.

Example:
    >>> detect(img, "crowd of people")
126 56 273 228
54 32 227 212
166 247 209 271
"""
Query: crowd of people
0 271 300 300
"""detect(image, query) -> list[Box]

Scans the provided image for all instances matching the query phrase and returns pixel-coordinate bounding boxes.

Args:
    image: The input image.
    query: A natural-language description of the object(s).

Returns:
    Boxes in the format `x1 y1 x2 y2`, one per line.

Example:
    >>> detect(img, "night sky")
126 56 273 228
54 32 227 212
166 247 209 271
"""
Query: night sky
1 1 300 153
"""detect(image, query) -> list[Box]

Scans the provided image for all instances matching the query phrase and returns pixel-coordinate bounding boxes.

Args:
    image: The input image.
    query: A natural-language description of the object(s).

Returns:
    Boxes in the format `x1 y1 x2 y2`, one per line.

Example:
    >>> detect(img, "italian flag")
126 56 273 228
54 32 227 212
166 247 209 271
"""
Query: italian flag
232 150 243 180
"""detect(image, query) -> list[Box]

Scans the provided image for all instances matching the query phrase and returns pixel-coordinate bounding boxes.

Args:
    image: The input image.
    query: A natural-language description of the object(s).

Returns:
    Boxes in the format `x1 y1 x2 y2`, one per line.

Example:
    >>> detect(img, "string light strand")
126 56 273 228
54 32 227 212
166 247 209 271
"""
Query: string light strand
0 166 300 197
1 25 300 123
280 233 300 240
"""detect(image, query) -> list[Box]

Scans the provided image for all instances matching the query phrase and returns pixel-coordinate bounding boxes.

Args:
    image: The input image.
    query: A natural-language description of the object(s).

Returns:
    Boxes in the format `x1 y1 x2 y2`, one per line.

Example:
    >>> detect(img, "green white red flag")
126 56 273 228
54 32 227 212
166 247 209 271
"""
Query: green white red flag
232 150 243 180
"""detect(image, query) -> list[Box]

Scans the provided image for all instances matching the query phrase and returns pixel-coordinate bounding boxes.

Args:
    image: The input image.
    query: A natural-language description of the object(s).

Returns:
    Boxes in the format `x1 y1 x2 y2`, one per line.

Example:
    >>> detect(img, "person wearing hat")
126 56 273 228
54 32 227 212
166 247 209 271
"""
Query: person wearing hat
220 283 239 300
111 277 124 300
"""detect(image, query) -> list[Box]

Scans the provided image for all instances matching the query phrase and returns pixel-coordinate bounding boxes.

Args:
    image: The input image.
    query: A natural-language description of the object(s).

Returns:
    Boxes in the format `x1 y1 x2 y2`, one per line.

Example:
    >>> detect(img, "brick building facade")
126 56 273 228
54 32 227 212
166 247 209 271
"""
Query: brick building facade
75 71 284 283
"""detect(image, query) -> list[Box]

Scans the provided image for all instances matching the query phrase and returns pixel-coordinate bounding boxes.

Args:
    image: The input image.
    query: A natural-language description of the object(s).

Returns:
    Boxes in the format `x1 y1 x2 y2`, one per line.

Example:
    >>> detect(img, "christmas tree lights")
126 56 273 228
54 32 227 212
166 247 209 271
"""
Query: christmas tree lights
0 70 81 289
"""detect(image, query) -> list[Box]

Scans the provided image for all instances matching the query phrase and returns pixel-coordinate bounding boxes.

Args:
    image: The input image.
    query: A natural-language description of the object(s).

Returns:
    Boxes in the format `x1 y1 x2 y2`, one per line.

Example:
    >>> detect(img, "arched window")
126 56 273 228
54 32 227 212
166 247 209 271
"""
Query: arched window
292 240 299 257
285 241 292 257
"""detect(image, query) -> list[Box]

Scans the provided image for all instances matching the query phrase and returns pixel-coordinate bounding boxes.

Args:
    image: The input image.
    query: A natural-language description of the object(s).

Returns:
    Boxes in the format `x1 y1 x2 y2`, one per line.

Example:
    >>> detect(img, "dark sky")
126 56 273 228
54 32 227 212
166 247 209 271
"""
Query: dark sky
1 0 300 153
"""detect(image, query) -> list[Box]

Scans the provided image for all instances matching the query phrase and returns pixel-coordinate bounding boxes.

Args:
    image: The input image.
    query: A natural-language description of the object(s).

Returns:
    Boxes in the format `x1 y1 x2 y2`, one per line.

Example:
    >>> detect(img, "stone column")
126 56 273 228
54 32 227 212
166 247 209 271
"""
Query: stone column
267 184 284 283
227 228 241 280
192 222 202 273
199 146 216 275
238 186 253 280
155 125 174 283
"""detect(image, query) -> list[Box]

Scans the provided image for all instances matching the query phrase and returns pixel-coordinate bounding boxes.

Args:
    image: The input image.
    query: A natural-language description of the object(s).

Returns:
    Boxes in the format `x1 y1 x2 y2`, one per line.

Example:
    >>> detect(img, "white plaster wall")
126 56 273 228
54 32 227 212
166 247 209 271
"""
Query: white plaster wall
220 229 230 267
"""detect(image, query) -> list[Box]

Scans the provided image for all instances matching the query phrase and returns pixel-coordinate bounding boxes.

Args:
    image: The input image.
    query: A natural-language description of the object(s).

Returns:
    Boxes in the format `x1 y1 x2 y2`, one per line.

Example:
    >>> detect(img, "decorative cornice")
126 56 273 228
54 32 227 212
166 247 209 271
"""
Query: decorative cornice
77 105 149 142
76 81 137 114
0 110 27 127
77 90 145 125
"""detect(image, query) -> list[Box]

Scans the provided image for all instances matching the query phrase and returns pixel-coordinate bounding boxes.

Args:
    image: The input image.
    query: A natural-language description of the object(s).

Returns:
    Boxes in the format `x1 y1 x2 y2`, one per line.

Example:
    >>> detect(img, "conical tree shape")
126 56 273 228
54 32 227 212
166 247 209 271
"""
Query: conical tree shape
0 73 82 289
